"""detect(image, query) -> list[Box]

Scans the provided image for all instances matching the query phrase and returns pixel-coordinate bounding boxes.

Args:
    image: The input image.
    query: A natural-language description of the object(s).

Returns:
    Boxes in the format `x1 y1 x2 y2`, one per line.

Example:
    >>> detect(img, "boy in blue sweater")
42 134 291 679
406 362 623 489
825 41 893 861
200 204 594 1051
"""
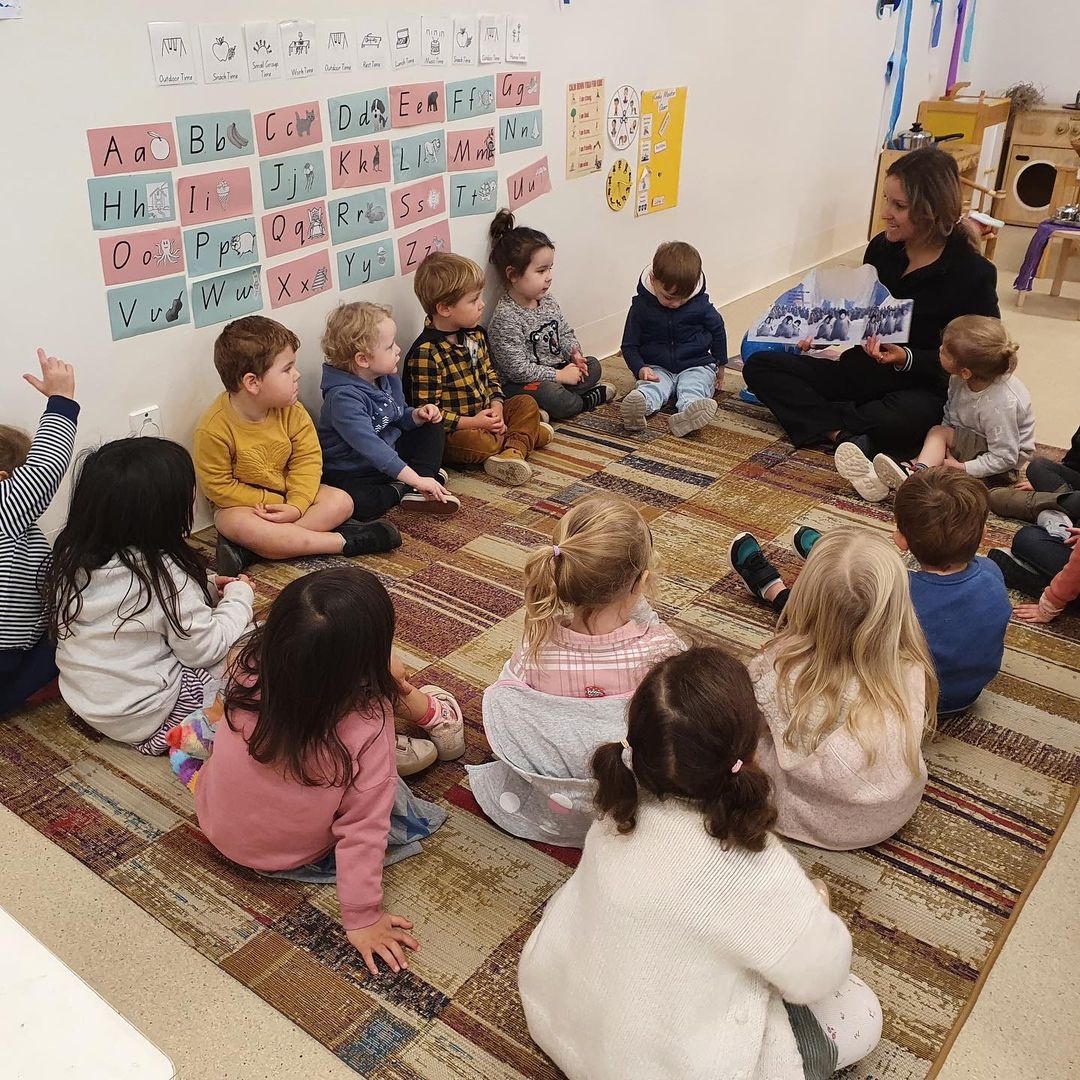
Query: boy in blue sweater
891 467 1011 714
620 241 728 437
318 302 460 520
731 466 1009 715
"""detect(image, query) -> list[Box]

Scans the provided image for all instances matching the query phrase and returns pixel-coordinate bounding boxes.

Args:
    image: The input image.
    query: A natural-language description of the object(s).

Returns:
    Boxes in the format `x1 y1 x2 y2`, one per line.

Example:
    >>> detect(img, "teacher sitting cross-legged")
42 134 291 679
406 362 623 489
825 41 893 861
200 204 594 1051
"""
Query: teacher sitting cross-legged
743 148 999 497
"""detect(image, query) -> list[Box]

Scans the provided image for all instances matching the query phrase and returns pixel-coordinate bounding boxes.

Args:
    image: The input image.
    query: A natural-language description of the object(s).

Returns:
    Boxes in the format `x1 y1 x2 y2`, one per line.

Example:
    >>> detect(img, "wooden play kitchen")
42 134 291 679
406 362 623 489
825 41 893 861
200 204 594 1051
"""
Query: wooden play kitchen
869 89 1012 254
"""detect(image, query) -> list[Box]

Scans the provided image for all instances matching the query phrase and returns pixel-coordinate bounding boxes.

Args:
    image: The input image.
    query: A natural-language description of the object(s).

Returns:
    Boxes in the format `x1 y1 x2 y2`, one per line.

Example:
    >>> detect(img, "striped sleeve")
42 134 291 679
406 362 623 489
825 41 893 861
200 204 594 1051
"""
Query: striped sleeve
0 396 79 540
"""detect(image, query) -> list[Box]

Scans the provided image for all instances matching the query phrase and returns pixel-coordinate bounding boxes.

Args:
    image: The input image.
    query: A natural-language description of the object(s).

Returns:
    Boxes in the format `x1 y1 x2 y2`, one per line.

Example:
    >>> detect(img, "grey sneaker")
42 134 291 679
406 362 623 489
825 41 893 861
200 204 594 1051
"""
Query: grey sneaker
668 397 718 437
620 388 648 432
1038 509 1074 540
484 451 531 486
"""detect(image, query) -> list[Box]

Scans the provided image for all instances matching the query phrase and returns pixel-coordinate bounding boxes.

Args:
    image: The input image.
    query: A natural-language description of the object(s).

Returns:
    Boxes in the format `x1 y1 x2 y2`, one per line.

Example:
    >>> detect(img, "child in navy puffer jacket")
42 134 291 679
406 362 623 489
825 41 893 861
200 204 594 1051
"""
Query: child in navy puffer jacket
620 242 728 438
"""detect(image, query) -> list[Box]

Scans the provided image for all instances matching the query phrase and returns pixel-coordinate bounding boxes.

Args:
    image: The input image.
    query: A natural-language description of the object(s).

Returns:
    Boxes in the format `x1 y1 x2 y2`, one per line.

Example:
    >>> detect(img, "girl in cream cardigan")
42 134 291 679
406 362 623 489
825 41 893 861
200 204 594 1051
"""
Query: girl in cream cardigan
518 647 882 1080
750 527 938 850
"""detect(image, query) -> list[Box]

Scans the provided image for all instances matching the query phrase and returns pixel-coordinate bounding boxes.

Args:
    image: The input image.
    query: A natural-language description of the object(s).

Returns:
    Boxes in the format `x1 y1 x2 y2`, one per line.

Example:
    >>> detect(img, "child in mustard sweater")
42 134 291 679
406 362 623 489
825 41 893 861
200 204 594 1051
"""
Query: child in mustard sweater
194 316 401 575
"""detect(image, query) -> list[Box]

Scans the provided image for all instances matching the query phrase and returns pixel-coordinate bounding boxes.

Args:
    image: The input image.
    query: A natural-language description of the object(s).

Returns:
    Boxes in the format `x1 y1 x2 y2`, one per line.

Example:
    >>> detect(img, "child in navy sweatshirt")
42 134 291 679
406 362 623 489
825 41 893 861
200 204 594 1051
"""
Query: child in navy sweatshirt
317 302 459 520
620 241 728 438
1 350 79 716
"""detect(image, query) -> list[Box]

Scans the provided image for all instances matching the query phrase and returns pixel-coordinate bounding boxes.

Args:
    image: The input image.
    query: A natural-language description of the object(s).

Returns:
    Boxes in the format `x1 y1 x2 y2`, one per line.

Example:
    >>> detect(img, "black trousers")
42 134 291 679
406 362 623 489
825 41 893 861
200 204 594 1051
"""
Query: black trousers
323 423 446 522
742 349 944 459
502 356 603 420
1012 526 1072 594
0 636 58 717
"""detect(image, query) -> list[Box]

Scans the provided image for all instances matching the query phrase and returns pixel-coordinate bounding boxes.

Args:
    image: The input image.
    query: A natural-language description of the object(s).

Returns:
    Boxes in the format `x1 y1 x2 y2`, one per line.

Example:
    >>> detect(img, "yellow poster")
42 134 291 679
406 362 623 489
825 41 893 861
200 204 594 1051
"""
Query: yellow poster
635 86 687 217
566 78 605 179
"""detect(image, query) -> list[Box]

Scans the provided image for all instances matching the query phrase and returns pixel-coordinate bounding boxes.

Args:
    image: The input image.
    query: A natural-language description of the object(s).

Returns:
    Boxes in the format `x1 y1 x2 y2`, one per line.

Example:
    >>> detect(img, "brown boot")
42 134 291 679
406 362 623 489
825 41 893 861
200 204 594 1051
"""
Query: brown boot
988 486 1065 522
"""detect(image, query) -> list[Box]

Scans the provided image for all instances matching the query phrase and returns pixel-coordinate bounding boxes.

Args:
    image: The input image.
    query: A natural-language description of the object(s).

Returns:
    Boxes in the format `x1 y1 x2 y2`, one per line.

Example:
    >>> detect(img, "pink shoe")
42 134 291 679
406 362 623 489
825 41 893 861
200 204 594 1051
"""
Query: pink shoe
417 684 465 760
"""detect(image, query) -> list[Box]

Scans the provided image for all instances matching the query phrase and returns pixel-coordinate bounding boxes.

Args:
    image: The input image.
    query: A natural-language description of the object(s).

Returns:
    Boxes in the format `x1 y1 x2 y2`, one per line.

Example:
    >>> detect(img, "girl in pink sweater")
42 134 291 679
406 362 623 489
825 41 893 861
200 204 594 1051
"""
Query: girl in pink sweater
749 527 939 850
506 494 683 698
194 566 455 975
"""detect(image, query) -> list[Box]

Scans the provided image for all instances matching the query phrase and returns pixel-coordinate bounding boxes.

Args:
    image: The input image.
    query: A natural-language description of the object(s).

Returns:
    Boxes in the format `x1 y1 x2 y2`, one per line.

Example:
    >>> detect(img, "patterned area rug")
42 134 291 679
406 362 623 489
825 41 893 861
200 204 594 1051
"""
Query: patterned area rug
3 364 1078 1079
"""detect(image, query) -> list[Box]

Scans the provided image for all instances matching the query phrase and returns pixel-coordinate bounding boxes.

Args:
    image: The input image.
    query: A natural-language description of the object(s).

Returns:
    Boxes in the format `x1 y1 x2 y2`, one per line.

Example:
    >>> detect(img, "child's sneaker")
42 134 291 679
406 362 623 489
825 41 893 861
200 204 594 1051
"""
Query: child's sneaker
536 421 555 448
416 684 465 760
484 450 532 486
620 388 649 432
668 397 717 437
729 532 782 599
581 383 616 411
738 388 761 405
216 533 255 577
1038 509 1074 540
873 453 914 491
396 735 437 776
793 526 822 560
400 489 461 516
337 518 402 555
538 409 550 424
835 439 889 502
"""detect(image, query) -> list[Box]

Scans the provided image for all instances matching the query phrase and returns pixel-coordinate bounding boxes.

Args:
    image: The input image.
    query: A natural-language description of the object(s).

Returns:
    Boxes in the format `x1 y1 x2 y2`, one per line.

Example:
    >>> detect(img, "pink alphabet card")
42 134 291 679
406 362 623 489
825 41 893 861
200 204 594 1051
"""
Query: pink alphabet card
498 70 540 108
87 124 178 176
267 248 333 308
330 139 391 190
99 226 185 285
177 167 254 225
447 125 498 173
391 81 446 127
397 219 451 275
507 156 551 211
391 176 447 228
254 101 323 155
261 199 329 258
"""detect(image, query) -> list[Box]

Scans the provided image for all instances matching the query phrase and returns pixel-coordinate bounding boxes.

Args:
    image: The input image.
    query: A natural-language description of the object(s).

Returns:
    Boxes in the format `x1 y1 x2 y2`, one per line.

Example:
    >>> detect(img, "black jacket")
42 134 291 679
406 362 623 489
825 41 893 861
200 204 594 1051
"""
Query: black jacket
862 229 1000 391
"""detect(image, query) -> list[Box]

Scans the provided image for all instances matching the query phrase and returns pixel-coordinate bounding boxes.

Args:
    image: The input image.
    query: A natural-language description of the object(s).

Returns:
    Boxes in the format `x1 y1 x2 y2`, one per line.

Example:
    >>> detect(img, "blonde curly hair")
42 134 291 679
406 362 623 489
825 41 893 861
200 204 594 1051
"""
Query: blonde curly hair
321 302 393 371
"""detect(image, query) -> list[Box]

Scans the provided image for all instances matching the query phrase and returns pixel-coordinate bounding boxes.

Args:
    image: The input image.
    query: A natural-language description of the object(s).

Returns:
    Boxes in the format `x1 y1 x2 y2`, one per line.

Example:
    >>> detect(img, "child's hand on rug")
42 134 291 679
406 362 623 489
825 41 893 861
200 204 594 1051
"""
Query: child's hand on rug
347 913 420 975
1012 602 1059 625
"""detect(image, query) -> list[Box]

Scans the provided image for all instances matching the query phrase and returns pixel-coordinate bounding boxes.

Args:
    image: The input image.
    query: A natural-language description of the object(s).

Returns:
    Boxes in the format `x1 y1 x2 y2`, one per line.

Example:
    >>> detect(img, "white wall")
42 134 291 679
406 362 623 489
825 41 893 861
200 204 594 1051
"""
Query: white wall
968 0 1080 104
1 2 910 532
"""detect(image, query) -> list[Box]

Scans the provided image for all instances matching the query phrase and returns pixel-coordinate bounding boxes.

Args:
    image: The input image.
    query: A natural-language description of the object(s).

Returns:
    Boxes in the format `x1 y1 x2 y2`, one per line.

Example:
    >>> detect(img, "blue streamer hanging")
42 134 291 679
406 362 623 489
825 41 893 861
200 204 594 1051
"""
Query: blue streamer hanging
883 0 913 149
930 0 944 46
962 0 978 62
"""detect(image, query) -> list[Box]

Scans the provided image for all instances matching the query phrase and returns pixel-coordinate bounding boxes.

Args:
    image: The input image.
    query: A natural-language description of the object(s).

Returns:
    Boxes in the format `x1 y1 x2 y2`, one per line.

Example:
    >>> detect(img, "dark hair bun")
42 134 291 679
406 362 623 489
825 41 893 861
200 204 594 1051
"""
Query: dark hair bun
489 208 516 244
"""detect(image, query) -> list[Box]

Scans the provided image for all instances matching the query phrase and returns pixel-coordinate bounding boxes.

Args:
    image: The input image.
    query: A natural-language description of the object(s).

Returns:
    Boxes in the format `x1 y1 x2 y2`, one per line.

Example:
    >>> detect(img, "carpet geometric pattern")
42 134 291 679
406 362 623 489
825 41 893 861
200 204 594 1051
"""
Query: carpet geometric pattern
2 365 1077 1079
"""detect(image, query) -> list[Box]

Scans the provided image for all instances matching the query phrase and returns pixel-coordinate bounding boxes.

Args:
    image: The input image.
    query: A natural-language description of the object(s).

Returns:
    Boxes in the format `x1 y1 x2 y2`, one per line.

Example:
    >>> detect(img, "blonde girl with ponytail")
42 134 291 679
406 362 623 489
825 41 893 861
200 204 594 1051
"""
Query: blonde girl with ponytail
518 647 883 1079
507 494 683 697
844 315 1036 500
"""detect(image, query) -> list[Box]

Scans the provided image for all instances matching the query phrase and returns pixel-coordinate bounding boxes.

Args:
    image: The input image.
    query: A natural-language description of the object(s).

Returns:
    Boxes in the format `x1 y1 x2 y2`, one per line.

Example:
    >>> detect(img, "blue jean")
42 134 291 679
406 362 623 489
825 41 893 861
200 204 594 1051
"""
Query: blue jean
259 847 337 883
637 364 717 415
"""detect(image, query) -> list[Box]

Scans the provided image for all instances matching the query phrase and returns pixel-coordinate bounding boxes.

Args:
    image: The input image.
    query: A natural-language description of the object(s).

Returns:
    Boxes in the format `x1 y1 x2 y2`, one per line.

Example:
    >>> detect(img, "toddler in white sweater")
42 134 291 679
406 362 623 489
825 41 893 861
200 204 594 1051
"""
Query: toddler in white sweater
518 647 882 1080
50 437 253 753
838 315 1035 502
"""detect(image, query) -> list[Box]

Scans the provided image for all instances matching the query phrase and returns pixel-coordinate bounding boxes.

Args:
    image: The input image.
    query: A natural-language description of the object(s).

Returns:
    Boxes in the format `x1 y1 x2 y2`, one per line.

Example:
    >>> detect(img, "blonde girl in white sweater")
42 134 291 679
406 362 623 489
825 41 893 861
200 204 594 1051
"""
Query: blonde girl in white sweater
518 646 882 1080
750 526 938 850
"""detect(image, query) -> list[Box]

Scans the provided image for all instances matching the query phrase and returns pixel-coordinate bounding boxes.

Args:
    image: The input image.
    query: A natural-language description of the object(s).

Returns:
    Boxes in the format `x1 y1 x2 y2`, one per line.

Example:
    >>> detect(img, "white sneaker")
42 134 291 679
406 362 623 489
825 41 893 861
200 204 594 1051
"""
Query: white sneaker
538 409 550 424
396 735 437 776
417 684 465 760
835 441 889 502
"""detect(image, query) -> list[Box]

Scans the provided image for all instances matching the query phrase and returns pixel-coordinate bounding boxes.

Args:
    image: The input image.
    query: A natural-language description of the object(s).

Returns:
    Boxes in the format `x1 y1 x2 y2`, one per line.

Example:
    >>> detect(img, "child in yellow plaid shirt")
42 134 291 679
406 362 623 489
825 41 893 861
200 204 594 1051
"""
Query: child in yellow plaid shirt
404 253 553 487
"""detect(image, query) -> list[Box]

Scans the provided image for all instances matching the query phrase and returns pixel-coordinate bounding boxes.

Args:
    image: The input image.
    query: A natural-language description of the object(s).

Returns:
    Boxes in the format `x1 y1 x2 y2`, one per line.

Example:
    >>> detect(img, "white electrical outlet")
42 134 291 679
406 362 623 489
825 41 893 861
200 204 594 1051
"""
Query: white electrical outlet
129 406 162 436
